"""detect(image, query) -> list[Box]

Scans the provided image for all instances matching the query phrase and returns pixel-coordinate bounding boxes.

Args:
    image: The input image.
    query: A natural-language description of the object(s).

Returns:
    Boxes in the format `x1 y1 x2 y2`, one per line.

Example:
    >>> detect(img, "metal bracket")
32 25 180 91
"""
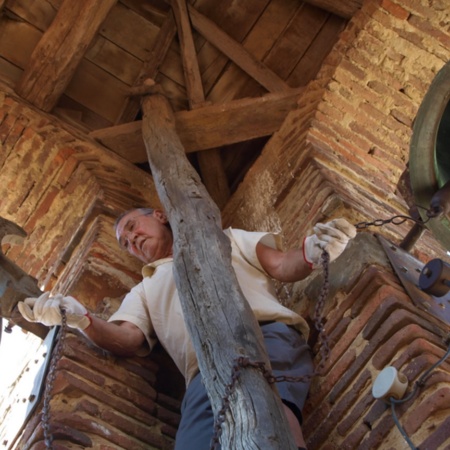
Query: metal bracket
377 234 449 326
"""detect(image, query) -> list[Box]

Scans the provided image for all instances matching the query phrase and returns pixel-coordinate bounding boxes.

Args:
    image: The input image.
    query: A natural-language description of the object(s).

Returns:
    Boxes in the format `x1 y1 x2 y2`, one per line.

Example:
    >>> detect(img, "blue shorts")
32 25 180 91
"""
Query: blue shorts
174 322 313 450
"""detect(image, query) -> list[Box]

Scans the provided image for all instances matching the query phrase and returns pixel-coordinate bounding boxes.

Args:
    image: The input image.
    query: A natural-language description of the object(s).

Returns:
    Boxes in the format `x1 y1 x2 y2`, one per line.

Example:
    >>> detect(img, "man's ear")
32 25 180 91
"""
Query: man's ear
153 209 168 224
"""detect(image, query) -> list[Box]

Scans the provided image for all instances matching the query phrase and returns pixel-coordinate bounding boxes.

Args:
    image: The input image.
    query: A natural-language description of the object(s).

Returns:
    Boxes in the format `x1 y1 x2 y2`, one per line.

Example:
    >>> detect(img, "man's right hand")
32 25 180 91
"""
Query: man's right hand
18 292 92 330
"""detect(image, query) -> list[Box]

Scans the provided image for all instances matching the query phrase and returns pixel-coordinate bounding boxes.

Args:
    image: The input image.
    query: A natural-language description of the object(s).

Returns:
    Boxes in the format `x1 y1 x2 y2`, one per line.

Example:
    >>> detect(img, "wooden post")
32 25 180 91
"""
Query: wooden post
141 91 297 449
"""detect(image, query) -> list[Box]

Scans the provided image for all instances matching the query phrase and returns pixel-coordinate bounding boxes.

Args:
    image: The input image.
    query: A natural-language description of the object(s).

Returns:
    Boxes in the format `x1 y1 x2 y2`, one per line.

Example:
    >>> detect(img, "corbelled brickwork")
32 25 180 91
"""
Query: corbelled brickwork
295 234 449 449
16 334 181 450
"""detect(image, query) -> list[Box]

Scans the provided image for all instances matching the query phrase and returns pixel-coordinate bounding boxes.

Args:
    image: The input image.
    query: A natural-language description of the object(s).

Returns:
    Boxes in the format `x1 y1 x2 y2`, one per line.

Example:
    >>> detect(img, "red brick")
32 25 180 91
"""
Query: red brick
380 0 410 20
373 333 444 370
408 14 450 48
404 386 450 434
53 370 157 419
26 186 60 231
418 415 450 450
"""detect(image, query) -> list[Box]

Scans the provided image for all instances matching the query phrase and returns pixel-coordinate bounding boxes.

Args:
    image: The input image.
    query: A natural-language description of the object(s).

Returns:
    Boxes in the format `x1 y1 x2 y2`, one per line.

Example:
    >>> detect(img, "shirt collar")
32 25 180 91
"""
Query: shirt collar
141 257 173 277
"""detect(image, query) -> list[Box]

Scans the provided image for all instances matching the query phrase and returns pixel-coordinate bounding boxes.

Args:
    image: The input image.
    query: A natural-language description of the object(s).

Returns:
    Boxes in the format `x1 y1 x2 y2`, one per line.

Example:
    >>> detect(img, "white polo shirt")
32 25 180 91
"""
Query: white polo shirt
108 227 309 385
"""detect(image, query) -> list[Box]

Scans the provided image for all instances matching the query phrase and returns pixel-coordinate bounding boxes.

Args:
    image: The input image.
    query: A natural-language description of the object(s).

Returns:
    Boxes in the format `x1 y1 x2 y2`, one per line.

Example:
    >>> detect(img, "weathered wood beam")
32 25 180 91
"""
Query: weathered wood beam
188 5 290 93
15 0 117 112
171 0 205 107
141 91 297 449
116 11 177 124
171 0 230 208
89 88 304 162
303 0 362 19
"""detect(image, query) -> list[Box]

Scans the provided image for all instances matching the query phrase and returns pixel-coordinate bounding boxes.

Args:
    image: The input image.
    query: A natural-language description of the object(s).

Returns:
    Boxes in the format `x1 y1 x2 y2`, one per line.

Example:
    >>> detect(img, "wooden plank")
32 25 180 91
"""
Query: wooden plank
4 0 58 31
64 58 128 123
89 88 304 161
194 0 270 93
0 18 42 69
15 0 117 112
172 0 205 107
98 2 160 61
303 0 362 19
141 91 297 449
0 57 23 87
120 0 170 27
207 0 302 102
263 4 329 81
189 4 290 93
85 36 142 86
287 14 346 86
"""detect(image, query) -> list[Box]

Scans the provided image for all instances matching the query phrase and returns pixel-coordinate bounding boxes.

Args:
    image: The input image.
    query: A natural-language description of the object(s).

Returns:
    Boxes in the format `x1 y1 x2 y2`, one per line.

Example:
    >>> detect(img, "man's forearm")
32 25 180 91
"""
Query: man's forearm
83 315 146 356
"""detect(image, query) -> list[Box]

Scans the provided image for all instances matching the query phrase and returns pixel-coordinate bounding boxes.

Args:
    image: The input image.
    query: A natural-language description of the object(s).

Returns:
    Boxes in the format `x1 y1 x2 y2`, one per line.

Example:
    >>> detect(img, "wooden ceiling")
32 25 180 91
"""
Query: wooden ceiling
0 0 360 208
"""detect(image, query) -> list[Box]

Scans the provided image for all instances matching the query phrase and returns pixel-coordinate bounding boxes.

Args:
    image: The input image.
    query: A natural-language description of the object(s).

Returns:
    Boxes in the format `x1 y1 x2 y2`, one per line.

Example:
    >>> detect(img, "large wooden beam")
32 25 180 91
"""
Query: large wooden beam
141 91 297 449
303 0 362 19
188 5 290 93
15 0 117 112
171 0 230 208
172 0 230 208
90 88 303 162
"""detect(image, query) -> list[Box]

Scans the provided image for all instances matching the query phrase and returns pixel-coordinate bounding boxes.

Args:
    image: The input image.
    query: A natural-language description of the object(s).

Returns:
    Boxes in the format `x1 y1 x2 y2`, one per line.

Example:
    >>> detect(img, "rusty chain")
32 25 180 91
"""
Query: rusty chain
42 309 67 450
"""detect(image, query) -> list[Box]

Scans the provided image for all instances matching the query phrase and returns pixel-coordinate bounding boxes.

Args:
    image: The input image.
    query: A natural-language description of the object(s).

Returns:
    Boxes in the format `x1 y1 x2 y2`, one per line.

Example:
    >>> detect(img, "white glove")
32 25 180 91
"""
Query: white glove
18 292 92 330
303 218 357 269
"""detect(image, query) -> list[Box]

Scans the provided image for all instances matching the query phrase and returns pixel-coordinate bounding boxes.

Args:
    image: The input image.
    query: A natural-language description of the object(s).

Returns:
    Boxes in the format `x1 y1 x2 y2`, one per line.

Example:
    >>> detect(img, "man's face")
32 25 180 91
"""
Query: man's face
116 209 173 263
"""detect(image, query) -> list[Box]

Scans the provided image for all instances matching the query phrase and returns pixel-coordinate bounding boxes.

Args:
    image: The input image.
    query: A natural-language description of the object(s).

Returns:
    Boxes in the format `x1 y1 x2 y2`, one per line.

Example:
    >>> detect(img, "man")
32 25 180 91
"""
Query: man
19 208 356 450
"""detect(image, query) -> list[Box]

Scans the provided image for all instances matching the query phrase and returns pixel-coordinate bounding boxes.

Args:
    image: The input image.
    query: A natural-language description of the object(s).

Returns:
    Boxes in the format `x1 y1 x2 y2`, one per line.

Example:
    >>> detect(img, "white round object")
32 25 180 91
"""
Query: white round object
372 366 408 401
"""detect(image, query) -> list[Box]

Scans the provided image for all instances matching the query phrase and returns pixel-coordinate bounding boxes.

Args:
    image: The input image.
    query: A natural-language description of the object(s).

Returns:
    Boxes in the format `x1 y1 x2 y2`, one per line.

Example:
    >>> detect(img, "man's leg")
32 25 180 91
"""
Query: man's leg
174 372 218 450
261 322 314 450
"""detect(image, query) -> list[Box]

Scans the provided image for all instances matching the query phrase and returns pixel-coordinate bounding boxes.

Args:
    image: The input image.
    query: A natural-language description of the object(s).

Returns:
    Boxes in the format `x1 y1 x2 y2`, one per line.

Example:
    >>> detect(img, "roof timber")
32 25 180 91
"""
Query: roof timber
89 89 304 162
172 0 230 208
188 4 290 93
14 0 117 112
303 0 362 19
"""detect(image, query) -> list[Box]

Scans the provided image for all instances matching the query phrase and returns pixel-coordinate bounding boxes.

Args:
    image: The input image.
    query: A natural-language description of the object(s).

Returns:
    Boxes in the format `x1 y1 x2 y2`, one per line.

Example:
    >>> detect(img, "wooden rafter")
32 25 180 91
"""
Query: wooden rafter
14 0 117 112
90 89 304 162
171 0 230 208
188 5 290 93
304 0 363 19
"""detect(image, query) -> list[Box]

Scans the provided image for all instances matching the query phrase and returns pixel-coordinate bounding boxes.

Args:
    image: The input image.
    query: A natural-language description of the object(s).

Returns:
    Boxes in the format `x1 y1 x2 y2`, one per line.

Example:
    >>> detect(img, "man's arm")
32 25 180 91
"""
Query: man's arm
84 316 146 356
256 243 312 282
18 292 147 357
256 218 357 282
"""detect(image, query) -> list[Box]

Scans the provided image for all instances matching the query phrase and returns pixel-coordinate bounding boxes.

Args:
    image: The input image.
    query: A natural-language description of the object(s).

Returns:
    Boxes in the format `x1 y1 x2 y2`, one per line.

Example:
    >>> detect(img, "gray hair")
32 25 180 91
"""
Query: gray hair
113 207 154 231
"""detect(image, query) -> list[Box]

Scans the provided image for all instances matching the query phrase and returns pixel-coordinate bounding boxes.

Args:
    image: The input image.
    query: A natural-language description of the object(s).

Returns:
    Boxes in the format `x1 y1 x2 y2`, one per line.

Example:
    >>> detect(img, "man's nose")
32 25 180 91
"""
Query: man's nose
123 231 138 249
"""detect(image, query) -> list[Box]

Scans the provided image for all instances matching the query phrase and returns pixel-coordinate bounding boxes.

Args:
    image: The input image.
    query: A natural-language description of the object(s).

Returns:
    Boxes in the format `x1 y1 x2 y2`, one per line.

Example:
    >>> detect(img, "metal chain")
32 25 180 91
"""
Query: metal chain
42 309 67 449
210 250 331 449
354 212 432 230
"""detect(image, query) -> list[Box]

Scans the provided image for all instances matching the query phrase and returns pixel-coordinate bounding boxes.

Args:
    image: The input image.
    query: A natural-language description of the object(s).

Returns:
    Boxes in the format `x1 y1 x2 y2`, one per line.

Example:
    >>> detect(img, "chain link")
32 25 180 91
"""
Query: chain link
210 250 331 449
354 213 430 230
42 309 67 449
